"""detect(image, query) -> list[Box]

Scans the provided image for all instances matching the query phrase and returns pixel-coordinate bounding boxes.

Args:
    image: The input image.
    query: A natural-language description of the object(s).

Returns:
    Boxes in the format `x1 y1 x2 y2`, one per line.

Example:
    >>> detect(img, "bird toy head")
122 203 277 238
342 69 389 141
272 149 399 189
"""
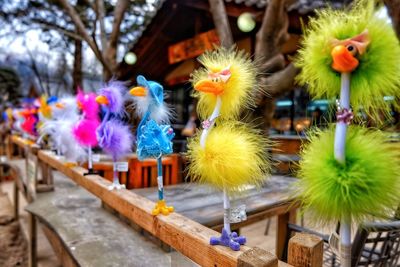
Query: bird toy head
38 95 57 119
76 89 99 118
330 30 370 73
52 97 78 120
191 47 260 120
95 81 126 116
129 75 171 123
296 0 400 120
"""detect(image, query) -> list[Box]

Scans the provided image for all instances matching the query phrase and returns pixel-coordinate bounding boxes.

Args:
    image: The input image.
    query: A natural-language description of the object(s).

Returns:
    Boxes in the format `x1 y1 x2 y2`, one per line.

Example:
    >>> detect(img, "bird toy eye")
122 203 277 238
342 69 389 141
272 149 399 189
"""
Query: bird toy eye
346 45 358 56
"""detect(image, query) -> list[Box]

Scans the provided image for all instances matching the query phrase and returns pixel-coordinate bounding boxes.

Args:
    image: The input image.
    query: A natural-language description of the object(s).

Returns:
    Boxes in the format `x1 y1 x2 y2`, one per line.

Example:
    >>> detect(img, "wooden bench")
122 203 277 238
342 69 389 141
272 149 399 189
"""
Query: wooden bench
25 172 171 267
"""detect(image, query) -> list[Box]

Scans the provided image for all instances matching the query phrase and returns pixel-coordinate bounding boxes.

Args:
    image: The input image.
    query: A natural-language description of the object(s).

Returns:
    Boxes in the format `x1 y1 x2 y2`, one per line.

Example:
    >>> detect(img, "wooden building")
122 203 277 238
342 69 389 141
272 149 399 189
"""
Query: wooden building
117 0 349 141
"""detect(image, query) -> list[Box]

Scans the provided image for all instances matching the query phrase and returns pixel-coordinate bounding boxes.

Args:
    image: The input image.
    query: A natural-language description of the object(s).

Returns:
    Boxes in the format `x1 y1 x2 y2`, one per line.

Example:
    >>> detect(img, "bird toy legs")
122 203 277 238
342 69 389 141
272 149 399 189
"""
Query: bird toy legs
335 72 352 267
210 189 246 251
108 158 126 190
84 146 98 176
152 156 174 215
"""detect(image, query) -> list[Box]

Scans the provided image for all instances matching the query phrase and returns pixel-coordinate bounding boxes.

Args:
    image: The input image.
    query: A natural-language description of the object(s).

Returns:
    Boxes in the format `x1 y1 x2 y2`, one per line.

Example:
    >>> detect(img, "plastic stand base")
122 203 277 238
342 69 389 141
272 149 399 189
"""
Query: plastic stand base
83 168 98 176
210 228 246 251
108 182 126 191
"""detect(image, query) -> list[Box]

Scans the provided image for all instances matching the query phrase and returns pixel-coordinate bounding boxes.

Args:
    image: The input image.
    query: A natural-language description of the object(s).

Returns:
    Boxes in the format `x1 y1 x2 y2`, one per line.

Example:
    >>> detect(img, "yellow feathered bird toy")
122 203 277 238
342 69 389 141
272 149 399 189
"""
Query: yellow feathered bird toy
187 47 271 251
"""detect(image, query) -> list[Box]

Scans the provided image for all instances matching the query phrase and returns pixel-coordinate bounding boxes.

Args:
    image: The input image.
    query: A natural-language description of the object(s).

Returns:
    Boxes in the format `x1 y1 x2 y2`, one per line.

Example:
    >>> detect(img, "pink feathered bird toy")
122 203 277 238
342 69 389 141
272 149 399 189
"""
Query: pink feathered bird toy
73 89 100 175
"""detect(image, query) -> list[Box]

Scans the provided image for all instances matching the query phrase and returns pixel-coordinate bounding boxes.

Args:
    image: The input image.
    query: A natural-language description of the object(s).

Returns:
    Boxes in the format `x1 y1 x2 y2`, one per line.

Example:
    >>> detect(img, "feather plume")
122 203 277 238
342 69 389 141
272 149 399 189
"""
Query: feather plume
296 125 400 224
97 119 132 160
186 121 271 194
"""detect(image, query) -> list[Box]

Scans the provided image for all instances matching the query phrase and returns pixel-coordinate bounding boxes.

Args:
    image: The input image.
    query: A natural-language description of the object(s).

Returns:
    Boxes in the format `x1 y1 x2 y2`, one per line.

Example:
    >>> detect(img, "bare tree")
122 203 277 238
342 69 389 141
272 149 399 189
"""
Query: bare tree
384 0 400 39
208 0 234 47
0 0 159 81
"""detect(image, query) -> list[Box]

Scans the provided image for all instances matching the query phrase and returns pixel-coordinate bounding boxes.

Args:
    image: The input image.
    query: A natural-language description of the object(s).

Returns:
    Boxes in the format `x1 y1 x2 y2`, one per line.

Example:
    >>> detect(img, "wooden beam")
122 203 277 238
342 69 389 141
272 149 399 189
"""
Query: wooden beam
238 247 278 267
38 150 279 267
288 233 323 267
28 213 37 267
276 207 297 260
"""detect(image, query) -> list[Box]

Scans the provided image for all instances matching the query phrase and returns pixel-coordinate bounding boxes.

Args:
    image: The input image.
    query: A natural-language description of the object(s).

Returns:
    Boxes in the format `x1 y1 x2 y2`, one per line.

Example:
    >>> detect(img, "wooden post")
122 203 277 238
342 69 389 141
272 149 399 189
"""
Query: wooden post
238 247 278 267
13 179 19 220
288 233 323 267
276 206 297 260
28 213 37 267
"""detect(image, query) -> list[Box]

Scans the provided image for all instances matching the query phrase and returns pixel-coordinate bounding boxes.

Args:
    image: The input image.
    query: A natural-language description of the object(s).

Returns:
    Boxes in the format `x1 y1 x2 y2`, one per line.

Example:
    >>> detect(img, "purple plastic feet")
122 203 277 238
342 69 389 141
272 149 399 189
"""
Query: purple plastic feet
210 228 246 251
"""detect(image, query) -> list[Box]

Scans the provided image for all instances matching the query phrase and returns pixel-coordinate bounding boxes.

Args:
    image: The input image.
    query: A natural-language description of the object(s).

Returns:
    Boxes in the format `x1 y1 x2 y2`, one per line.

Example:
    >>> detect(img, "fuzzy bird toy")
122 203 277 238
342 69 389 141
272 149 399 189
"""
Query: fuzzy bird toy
38 96 86 164
129 75 175 216
36 95 58 144
96 81 132 190
20 108 38 137
187 47 270 251
296 1 400 266
73 90 100 175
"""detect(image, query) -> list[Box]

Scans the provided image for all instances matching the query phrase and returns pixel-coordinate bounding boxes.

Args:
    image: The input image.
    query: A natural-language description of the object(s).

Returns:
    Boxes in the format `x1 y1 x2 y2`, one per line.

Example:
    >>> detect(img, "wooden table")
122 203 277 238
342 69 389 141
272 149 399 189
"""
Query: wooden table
133 175 298 259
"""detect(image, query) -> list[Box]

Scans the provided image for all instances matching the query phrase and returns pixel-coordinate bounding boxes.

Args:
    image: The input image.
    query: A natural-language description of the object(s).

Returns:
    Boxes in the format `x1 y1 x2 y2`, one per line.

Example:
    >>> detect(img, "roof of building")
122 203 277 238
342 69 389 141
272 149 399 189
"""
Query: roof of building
117 0 352 82
225 0 352 13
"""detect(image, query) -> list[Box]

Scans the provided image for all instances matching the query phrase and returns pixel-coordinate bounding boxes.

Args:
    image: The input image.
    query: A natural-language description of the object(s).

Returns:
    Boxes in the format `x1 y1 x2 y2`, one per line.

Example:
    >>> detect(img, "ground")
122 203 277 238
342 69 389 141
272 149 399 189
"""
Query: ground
0 191 27 267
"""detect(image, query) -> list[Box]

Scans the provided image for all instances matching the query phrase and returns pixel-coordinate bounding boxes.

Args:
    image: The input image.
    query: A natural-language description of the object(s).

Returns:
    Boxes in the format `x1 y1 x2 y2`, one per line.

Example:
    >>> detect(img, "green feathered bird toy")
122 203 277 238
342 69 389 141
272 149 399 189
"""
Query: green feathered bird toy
295 1 400 266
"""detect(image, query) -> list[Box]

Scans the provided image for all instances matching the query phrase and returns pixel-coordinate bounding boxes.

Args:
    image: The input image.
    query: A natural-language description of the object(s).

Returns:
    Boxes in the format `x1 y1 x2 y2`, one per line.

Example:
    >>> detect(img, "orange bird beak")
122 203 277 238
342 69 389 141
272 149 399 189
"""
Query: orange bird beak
77 100 83 110
331 30 370 73
95 95 109 105
129 86 147 97
331 45 359 73
55 102 65 109
194 79 224 95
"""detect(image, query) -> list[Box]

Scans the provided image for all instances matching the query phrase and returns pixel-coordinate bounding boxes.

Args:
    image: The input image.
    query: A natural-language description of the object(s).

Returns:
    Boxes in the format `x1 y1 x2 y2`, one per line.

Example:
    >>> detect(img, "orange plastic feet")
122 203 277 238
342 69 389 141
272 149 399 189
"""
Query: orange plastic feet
64 162 77 168
152 200 174 216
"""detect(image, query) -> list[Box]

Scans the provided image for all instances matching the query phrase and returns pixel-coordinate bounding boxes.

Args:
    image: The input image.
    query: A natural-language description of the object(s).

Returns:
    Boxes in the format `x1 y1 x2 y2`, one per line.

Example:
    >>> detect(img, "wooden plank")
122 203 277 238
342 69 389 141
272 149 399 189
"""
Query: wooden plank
288 233 323 267
38 150 278 267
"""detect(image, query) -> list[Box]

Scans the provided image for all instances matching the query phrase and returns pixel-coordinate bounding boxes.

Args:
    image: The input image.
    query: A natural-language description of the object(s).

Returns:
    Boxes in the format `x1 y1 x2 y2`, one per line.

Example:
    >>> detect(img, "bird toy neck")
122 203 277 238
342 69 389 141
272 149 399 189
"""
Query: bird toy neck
335 72 352 267
99 107 110 131
200 96 222 147
334 72 351 164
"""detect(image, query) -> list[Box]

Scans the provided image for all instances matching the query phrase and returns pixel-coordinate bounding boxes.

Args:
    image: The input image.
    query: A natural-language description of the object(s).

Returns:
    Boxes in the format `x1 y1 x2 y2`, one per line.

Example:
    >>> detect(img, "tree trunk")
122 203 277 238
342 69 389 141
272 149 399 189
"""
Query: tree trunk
254 0 297 134
384 0 400 39
208 0 234 48
72 39 83 93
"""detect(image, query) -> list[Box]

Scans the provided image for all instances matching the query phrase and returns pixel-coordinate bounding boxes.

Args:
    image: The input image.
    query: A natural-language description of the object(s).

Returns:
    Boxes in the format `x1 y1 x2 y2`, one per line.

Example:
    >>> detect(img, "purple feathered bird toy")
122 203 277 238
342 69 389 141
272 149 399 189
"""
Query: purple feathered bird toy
96 81 133 190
